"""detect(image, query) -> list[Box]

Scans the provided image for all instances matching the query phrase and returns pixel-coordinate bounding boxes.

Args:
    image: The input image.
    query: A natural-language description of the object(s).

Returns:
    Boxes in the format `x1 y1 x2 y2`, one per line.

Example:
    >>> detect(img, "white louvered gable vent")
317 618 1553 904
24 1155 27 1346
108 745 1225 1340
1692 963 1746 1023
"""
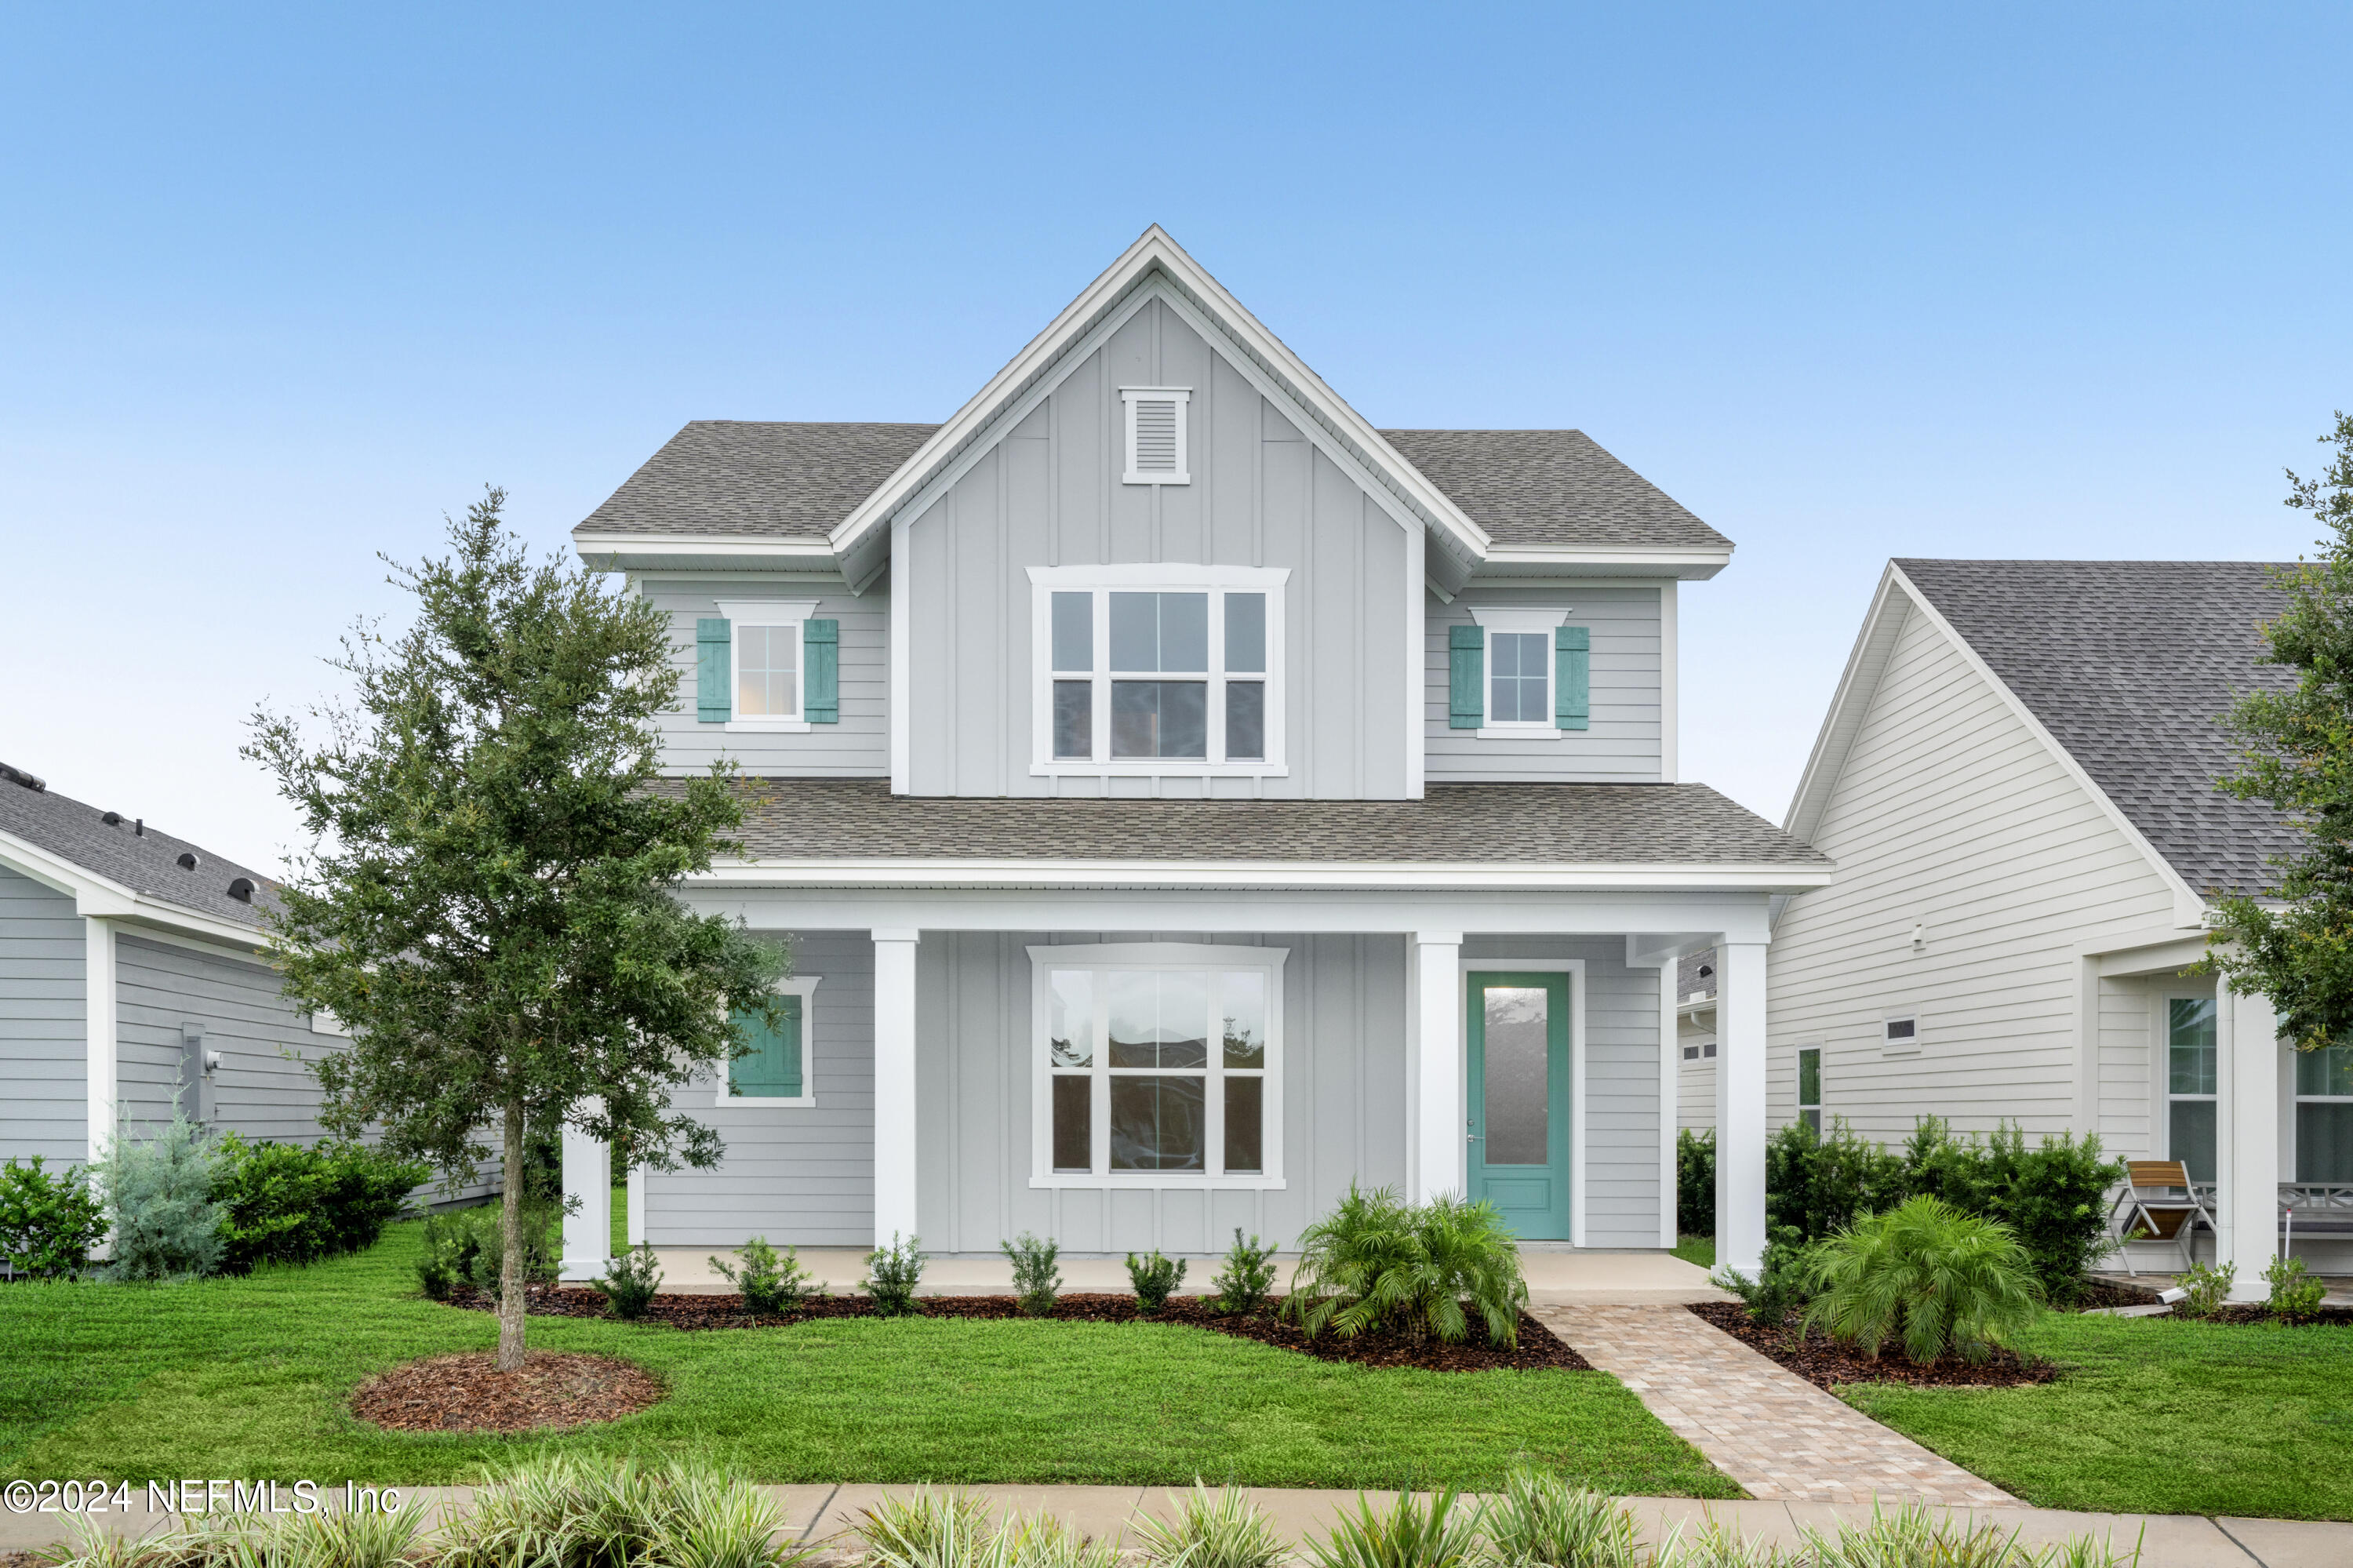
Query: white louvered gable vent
1120 387 1191 485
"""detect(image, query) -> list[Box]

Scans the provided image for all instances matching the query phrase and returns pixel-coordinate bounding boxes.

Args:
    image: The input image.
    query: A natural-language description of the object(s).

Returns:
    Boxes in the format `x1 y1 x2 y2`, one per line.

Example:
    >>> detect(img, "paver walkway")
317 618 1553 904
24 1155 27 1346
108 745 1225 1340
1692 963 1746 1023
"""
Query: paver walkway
1536 1303 2018 1508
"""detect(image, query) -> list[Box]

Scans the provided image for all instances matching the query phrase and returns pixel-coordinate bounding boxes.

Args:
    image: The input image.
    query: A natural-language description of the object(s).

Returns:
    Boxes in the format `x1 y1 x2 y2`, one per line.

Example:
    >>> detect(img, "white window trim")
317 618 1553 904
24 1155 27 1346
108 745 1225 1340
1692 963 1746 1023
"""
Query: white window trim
715 973 820 1108
2155 988 2217 1169
1026 941 1287 1190
1797 1043 1824 1133
715 598 817 733
1467 605 1572 740
1881 1011 1920 1057
2293 1039 2353 1181
1119 387 1191 486
1025 564 1290 778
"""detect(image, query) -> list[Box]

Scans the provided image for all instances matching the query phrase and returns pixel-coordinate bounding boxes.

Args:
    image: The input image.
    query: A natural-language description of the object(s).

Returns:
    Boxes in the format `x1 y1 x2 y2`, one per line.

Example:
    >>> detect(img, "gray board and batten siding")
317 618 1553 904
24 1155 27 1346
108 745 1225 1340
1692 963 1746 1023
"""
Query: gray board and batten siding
900 297 1412 799
638 580 890 778
644 930 1665 1254
1427 584 1664 782
1 865 87 1165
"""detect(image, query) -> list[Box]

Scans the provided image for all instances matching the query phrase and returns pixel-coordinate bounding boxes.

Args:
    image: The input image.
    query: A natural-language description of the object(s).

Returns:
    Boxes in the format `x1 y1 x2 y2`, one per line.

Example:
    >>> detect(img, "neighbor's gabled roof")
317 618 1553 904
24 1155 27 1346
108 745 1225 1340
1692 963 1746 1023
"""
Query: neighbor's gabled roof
1786 559 2301 902
0 766 277 941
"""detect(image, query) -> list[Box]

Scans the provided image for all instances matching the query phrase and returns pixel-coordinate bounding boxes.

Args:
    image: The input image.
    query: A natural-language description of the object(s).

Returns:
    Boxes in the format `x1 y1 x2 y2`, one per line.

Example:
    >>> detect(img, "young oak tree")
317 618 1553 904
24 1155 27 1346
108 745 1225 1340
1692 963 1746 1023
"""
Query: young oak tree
245 489 784 1369
2203 413 2353 1052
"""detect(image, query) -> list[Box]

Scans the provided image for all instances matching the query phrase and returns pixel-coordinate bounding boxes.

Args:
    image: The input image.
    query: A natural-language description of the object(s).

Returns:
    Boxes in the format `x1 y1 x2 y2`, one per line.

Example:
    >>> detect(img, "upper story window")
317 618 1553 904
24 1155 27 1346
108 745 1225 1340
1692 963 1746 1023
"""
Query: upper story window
1120 388 1191 485
1448 606 1589 739
701 599 838 733
1027 564 1288 777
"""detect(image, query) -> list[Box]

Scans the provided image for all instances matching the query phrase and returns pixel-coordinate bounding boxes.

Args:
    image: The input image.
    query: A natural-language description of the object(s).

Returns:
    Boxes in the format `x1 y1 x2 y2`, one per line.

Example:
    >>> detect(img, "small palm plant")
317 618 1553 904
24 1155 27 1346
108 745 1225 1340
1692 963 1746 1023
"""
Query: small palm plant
1802 1195 2042 1364
1286 1185 1527 1346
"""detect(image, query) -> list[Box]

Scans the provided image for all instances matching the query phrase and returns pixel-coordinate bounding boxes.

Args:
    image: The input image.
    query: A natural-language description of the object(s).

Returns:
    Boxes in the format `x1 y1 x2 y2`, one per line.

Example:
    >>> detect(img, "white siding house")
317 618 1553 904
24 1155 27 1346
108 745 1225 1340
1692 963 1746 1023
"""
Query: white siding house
1770 560 2344 1293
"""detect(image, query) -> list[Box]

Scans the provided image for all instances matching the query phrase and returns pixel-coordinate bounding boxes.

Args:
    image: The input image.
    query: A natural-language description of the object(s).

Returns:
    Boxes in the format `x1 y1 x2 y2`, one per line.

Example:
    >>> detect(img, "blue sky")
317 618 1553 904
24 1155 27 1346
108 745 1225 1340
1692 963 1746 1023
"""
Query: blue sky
5 4 2348 871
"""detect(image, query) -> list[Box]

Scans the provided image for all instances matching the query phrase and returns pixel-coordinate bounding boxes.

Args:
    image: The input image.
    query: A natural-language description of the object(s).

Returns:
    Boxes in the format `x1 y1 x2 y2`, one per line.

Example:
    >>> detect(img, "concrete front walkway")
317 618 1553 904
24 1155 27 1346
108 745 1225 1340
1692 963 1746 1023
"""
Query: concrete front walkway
7 1483 2344 1567
638 1246 1730 1306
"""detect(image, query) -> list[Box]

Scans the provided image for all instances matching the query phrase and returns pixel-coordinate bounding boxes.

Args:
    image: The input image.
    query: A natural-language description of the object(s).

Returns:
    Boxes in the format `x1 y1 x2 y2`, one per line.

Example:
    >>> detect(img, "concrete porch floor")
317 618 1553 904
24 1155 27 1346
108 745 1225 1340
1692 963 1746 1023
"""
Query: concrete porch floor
625 1245 1732 1306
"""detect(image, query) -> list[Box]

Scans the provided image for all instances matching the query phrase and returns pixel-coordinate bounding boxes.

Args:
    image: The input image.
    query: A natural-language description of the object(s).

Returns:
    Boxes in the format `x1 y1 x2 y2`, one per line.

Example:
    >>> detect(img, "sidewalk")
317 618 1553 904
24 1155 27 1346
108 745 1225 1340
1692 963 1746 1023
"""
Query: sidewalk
5 1483 2345 1567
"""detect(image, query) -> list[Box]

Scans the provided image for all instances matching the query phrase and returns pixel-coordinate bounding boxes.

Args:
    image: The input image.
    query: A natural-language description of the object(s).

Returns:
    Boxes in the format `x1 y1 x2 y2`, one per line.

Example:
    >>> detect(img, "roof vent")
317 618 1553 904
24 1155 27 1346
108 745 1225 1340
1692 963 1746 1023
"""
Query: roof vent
226 877 256 902
0 762 46 792
102 811 123 827
1698 964 1715 978
177 852 201 870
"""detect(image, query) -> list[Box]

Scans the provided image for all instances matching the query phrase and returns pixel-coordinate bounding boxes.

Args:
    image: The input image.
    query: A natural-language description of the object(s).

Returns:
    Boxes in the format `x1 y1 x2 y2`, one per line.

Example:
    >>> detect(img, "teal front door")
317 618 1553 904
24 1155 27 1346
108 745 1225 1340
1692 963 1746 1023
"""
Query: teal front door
1466 971 1573 1240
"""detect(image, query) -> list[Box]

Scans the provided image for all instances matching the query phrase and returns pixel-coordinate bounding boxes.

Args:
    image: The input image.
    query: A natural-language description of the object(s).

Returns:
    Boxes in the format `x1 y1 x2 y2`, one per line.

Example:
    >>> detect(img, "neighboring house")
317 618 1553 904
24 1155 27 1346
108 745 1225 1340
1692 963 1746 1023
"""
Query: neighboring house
1675 948 1719 1133
557 227 1830 1279
0 760 344 1166
1772 559 2345 1293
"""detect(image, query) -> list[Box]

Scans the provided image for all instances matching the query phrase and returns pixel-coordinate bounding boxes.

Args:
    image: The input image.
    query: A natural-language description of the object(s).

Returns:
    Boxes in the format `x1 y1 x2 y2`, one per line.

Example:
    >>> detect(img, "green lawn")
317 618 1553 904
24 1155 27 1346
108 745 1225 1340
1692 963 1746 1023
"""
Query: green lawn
1671 1235 1714 1271
0 1217 1735 1495
1846 1311 2353 1520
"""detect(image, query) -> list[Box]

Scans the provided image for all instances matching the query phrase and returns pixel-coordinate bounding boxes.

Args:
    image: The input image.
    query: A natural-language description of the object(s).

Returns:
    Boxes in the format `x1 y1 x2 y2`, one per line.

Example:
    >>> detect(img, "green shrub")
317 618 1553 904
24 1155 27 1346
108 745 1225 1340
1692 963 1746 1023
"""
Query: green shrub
864 1232 926 1317
1478 1466 1642 1568
443 1456 813 1568
1002 1231 1061 1317
419 1199 563 1297
1675 1128 1715 1238
594 1243 664 1320
1900 1120 2122 1304
1003 1515 1119 1568
711 1235 816 1314
93 1114 226 1282
1304 1490 1480 1568
1132 1484 1286 1568
2264 1254 2327 1323
1210 1228 1278 1315
0 1155 107 1279
1804 1195 2042 1363
416 1209 473 1300
1709 1225 1819 1326
1766 1117 1908 1244
213 1135 427 1273
2174 1259 2234 1319
1125 1250 1186 1312
1286 1185 1527 1347
856 1487 1001 1568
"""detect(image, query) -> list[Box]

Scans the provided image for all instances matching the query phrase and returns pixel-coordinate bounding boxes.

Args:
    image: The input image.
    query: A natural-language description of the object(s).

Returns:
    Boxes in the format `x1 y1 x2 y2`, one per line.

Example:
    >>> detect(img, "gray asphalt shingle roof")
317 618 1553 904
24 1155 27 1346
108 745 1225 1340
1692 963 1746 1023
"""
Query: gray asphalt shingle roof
1896 558 2302 898
0 767 275 928
704 778 1827 868
577 421 1726 553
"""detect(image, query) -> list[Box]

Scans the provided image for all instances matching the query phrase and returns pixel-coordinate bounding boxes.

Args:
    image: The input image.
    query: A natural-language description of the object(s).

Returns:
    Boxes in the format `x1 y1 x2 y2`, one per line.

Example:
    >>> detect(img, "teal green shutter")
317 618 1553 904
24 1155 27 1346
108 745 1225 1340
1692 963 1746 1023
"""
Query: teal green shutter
1448 624 1484 729
804 619 838 722
696 618 731 722
1555 625 1589 730
727 995 803 1098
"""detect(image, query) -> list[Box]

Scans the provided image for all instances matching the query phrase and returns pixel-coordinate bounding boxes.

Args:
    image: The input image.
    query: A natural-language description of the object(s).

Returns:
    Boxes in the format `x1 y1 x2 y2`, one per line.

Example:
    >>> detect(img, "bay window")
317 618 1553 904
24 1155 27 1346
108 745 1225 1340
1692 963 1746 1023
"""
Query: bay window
1030 943 1285 1187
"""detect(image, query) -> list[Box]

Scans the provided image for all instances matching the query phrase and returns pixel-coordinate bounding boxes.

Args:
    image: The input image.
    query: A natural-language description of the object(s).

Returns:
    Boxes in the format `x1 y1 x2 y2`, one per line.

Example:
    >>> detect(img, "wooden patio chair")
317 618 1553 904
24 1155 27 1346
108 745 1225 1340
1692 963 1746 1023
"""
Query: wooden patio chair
2108 1160 2217 1275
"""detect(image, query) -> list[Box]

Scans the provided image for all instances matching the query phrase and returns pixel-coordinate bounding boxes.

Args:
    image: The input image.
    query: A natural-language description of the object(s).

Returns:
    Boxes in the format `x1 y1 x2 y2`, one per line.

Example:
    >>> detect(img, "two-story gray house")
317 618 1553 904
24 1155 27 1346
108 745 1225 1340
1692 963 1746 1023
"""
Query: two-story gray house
555 228 1828 1279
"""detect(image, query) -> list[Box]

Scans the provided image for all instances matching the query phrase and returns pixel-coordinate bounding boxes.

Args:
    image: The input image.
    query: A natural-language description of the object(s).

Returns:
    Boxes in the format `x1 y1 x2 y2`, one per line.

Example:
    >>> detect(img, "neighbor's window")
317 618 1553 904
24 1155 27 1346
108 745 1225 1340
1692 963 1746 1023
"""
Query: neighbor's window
2295 1040 2353 1183
1032 943 1283 1184
1797 1046 1823 1136
1882 1015 1918 1053
2167 997 2218 1184
1032 567 1286 774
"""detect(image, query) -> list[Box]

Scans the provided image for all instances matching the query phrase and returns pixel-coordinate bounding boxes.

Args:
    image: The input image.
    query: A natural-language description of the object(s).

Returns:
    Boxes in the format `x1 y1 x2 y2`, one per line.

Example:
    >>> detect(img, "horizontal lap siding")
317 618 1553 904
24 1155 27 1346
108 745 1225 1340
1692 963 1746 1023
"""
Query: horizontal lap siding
917 931 1409 1256
1766 602 2178 1149
1464 937 1664 1248
0 867 86 1164
643 932 875 1248
644 580 888 777
1426 585 1664 782
115 935 333 1143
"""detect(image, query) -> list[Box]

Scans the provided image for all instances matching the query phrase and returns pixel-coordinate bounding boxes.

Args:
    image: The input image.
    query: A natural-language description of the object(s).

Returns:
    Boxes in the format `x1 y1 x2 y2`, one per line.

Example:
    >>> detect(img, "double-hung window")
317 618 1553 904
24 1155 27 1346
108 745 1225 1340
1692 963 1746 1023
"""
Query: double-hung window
2165 996 2218 1184
1451 606 1589 738
1030 943 1285 1187
1029 566 1287 775
2296 1041 2353 1183
1797 1046 1823 1135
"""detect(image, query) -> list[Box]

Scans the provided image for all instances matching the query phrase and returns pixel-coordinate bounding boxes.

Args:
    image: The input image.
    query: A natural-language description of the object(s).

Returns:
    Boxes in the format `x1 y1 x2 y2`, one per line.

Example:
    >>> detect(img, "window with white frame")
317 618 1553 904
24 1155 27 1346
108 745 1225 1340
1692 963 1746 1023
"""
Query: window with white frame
1029 943 1284 1185
717 975 819 1108
716 599 816 732
1029 565 1286 775
1120 388 1190 485
1797 1046 1823 1135
1467 606 1570 738
1882 1013 1918 1055
2166 995 2217 1184
2294 1040 2352 1183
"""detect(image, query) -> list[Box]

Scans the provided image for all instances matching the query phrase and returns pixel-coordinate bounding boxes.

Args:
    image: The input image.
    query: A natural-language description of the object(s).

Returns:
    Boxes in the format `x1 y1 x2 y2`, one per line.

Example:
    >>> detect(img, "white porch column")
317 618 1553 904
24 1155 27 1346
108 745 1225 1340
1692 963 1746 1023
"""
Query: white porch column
1714 939 1768 1278
85 917 117 1168
2218 988 2282 1301
1410 932 1464 1203
871 927 921 1248
558 1097 613 1281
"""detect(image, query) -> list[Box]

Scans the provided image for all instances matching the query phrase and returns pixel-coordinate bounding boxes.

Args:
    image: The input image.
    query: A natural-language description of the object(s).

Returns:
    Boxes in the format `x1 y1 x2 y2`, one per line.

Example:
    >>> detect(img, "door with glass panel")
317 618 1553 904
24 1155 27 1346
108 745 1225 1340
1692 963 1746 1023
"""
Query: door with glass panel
1465 972 1573 1239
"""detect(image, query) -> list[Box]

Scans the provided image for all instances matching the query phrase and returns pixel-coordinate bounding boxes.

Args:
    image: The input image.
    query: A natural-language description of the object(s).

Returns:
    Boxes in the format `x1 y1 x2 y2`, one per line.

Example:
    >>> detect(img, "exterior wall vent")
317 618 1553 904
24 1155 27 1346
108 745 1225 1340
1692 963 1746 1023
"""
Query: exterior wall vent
1120 387 1191 486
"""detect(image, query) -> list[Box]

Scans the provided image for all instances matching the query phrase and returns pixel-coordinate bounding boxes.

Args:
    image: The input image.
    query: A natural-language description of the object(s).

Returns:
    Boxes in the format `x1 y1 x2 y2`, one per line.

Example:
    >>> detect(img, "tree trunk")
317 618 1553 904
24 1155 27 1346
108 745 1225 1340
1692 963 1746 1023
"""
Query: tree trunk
496 1097 526 1371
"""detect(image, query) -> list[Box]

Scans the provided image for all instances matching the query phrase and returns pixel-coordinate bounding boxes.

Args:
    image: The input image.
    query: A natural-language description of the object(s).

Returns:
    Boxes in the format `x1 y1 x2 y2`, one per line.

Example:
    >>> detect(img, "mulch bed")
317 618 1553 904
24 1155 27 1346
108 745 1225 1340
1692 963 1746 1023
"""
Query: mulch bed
443 1286 1589 1372
351 1350 666 1433
1687 1301 2060 1391
2072 1275 2353 1326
